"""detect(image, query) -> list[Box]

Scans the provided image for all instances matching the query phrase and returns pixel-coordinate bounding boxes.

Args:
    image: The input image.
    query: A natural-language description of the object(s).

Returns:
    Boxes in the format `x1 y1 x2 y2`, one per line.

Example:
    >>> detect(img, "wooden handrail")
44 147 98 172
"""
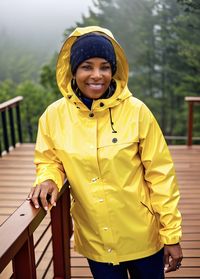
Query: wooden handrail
0 96 23 112
185 96 200 146
0 181 71 279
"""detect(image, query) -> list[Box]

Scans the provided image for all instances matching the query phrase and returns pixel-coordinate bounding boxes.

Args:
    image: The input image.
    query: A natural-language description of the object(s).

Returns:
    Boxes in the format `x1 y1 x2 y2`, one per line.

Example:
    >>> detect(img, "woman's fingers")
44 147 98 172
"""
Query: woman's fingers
164 244 183 273
28 185 41 209
27 180 58 210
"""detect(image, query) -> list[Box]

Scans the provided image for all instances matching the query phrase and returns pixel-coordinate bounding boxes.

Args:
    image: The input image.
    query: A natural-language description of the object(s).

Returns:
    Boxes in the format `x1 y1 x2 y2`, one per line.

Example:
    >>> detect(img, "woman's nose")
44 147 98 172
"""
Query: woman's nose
91 68 102 79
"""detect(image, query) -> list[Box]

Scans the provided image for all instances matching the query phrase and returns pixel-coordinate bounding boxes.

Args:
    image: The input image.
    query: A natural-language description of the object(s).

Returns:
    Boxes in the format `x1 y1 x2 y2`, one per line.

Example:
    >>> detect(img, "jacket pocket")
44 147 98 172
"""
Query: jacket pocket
98 136 139 149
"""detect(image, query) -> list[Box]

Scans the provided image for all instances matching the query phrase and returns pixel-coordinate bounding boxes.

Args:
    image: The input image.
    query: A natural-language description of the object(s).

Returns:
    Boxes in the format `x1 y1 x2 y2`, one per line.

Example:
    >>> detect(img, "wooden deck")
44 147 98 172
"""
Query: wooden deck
0 144 200 278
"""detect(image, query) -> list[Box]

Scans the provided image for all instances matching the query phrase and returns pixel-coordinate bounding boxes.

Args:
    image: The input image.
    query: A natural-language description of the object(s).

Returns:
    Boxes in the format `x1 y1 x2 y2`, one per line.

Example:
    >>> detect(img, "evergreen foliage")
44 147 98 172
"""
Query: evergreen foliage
0 0 199 143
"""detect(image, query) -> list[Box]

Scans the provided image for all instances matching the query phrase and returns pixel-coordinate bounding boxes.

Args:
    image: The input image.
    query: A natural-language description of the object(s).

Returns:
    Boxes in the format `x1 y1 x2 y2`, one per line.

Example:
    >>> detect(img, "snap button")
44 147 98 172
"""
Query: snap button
112 138 118 143
107 248 112 253
104 227 108 231
99 198 104 202
89 113 94 117
91 177 98 182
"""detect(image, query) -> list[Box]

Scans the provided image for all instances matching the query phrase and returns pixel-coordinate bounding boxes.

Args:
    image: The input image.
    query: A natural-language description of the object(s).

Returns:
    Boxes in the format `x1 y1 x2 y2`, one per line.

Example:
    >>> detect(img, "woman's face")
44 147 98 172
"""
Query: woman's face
74 57 112 99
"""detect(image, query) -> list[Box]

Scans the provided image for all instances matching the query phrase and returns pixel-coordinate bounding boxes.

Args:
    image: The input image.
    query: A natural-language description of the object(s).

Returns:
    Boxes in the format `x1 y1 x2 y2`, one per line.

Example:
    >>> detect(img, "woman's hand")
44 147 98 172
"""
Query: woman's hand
164 243 183 273
27 179 59 211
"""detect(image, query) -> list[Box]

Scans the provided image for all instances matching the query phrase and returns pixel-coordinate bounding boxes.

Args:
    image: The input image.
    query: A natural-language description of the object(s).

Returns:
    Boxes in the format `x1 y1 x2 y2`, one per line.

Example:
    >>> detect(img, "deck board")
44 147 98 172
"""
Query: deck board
0 144 200 278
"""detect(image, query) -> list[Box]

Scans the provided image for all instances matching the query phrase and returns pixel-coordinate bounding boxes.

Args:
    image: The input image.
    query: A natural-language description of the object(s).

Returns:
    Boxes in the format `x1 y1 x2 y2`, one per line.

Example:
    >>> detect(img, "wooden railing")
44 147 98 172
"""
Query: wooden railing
185 96 200 146
0 96 23 155
0 181 71 279
1 96 199 153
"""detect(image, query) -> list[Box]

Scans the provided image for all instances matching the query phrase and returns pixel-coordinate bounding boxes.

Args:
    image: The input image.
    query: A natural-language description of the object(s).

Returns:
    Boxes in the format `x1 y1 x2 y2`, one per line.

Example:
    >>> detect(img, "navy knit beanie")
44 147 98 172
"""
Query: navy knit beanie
70 33 117 75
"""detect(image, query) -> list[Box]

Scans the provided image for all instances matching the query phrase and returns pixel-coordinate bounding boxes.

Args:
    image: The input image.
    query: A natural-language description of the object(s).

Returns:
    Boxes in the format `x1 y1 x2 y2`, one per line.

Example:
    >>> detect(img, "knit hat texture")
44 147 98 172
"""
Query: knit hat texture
70 33 117 75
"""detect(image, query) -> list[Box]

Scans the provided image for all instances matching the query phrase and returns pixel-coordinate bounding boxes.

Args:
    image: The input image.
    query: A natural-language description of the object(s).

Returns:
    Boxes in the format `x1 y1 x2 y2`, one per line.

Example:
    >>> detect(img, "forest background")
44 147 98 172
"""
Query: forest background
0 0 199 144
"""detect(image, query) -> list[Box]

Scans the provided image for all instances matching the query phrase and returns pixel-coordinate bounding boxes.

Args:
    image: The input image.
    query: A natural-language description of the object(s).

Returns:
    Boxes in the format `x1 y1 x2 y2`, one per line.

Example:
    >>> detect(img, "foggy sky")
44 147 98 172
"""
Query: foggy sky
0 0 95 51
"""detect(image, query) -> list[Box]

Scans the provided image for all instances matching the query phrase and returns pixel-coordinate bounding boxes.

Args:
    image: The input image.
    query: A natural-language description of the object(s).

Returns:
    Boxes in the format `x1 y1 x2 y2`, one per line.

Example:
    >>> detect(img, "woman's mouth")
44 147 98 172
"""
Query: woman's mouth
87 83 104 90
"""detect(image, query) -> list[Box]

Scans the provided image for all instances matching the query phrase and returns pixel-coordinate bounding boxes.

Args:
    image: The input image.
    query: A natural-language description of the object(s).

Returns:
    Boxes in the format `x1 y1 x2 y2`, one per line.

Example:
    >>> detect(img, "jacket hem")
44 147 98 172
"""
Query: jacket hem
74 244 164 265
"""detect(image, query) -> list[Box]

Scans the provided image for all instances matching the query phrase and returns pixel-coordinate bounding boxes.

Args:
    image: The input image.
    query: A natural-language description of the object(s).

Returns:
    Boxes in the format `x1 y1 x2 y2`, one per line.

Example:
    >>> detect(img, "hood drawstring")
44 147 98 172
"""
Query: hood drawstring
109 108 117 133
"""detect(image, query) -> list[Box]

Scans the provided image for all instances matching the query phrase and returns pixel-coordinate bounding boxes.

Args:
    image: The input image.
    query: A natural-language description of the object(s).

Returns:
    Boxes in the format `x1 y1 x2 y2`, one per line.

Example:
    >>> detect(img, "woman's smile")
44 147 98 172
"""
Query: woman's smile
87 83 104 90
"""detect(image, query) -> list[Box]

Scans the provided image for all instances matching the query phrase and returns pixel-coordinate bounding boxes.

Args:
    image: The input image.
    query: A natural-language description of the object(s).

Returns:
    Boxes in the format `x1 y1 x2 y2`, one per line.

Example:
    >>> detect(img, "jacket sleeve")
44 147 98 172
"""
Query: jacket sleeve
33 110 66 191
138 104 182 245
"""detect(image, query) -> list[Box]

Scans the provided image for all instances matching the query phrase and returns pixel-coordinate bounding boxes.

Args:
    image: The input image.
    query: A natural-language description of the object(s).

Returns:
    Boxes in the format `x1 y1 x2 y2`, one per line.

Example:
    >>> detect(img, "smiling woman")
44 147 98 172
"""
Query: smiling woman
28 26 183 279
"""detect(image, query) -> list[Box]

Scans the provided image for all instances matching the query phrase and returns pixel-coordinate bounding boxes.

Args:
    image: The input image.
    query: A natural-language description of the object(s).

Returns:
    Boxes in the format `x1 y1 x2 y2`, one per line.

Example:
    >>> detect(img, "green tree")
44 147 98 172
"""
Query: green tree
40 53 61 98
16 81 55 142
38 0 200 142
175 0 200 139
0 79 17 102
177 0 200 12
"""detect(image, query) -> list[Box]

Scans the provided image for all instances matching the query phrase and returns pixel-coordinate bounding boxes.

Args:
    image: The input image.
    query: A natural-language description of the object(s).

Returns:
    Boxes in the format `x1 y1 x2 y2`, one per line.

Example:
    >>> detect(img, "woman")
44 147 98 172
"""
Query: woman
28 26 183 278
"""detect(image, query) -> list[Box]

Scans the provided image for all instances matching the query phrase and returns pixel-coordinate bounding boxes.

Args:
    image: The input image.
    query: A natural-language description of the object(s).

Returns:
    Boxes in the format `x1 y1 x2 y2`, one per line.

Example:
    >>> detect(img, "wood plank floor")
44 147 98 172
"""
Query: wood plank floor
166 146 200 278
0 144 200 279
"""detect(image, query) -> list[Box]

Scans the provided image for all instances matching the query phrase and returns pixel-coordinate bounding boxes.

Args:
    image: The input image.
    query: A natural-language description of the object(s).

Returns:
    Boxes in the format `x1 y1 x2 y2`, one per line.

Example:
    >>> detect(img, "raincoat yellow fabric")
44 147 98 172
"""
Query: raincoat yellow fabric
34 26 182 264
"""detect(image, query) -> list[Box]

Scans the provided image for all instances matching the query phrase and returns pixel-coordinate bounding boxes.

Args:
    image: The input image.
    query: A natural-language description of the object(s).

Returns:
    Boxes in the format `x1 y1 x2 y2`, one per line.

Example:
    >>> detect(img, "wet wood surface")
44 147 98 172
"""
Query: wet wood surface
0 144 199 278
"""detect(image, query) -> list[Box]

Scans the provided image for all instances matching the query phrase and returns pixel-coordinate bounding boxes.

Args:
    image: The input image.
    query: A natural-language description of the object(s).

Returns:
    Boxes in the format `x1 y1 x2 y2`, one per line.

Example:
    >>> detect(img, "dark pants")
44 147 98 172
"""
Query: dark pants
88 249 164 279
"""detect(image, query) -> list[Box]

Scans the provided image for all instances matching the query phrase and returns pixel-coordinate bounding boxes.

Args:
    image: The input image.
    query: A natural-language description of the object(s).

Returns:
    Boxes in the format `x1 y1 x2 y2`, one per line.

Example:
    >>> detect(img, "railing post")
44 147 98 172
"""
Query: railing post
12 235 36 279
16 104 23 143
51 185 71 279
187 101 193 146
9 107 16 148
1 110 9 153
185 96 200 146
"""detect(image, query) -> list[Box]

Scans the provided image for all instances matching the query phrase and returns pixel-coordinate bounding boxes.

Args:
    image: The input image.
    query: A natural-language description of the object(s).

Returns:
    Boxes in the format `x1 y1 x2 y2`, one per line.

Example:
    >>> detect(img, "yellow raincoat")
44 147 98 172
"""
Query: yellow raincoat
34 26 182 264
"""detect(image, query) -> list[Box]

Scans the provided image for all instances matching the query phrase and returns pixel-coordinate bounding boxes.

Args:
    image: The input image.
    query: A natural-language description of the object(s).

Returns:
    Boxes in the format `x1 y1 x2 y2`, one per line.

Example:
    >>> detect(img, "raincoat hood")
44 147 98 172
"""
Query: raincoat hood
56 26 131 108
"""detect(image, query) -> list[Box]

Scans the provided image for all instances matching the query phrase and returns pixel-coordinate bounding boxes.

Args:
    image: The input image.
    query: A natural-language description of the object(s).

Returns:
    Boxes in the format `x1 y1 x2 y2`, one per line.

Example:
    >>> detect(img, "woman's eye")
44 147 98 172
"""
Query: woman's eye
81 65 92 70
101 65 111 71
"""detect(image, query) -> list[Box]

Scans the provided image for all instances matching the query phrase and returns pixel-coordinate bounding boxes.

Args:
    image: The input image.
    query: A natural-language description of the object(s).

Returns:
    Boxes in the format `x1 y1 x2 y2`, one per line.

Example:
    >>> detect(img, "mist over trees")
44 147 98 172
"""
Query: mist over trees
0 0 199 143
